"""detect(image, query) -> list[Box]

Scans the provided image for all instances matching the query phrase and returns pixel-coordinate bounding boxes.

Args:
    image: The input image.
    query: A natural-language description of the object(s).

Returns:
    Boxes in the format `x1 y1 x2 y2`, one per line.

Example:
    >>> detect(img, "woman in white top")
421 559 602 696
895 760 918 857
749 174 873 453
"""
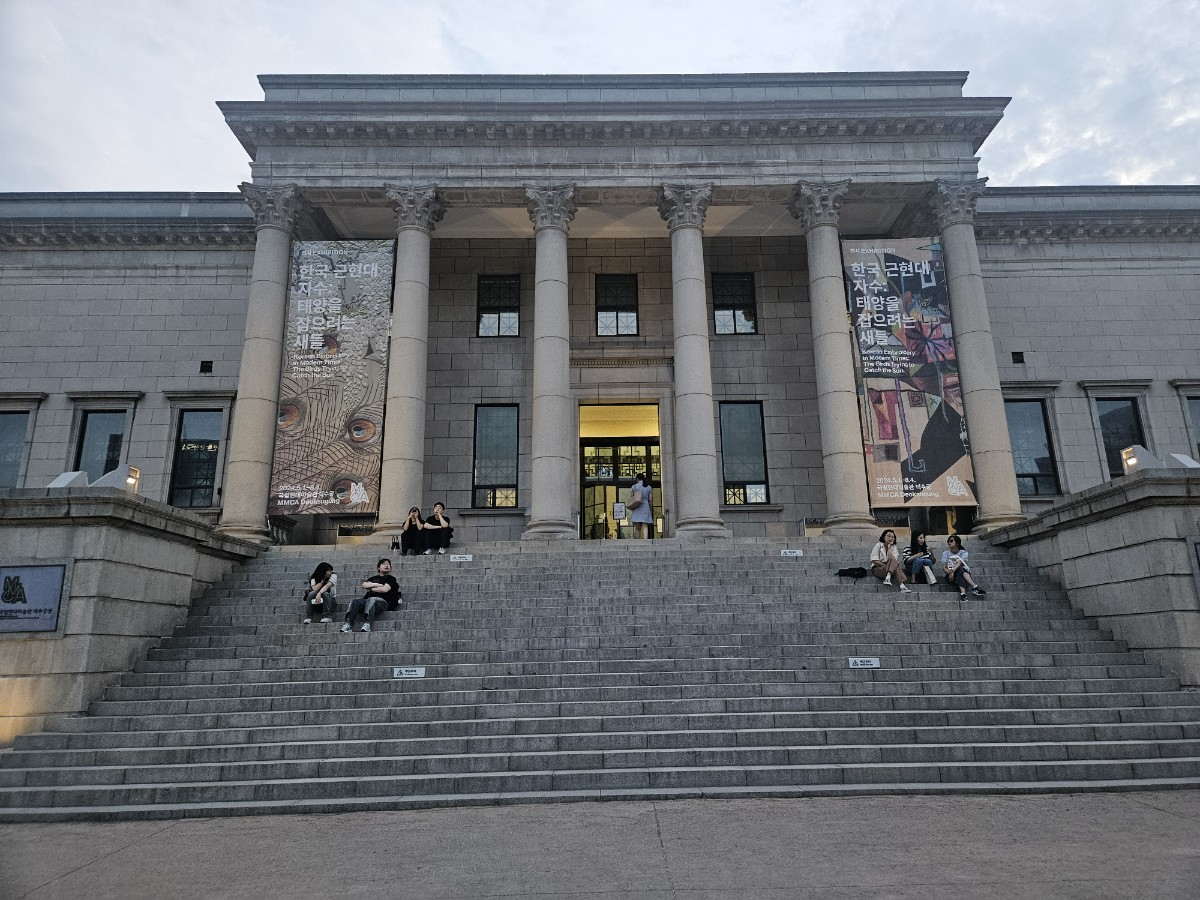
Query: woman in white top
940 534 987 601
869 529 911 593
303 561 337 624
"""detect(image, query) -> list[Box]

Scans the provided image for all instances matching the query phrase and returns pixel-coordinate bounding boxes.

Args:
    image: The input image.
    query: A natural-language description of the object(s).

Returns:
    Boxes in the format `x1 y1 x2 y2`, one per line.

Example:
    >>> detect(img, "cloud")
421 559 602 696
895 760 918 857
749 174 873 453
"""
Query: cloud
0 0 1197 191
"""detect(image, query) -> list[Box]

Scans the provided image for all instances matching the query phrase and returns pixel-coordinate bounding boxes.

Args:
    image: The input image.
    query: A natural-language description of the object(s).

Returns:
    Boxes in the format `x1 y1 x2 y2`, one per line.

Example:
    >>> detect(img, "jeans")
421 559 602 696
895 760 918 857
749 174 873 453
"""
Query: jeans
344 595 385 627
304 591 336 618
909 557 934 583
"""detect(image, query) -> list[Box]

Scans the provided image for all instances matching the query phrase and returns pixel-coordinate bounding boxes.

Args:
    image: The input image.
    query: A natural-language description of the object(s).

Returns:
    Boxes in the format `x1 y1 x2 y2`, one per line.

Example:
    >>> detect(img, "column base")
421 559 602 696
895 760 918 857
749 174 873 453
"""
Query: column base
521 520 578 540
675 520 731 539
821 513 880 534
972 511 1026 534
214 524 272 545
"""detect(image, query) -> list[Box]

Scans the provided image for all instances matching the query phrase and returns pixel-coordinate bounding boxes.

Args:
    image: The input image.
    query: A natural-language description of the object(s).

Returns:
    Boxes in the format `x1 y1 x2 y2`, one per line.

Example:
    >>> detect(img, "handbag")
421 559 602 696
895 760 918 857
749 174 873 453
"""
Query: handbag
627 487 644 510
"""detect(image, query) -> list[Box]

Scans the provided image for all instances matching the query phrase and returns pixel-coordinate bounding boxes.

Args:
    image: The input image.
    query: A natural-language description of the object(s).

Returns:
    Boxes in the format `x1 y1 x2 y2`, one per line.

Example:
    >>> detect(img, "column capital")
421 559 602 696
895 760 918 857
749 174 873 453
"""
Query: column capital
525 184 577 233
384 184 446 233
931 177 988 230
239 182 301 231
657 183 713 231
786 179 851 231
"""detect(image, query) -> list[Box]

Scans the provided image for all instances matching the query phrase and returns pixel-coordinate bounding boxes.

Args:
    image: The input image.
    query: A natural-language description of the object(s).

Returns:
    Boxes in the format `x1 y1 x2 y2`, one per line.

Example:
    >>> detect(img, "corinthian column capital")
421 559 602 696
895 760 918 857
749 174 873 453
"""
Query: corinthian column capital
786 179 851 232
239 183 301 231
657 183 713 231
384 184 446 233
525 184 577 233
931 177 988 230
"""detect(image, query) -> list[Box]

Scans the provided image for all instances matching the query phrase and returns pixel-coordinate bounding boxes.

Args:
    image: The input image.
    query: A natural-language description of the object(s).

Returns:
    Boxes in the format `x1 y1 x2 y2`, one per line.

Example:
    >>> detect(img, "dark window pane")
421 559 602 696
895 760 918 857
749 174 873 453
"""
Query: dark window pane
712 273 757 335
477 275 520 337
473 405 518 507
1096 398 1144 479
169 409 223 508
0 411 29 488
1004 400 1060 496
75 410 126 481
1189 397 1200 458
596 274 638 336
719 402 769 504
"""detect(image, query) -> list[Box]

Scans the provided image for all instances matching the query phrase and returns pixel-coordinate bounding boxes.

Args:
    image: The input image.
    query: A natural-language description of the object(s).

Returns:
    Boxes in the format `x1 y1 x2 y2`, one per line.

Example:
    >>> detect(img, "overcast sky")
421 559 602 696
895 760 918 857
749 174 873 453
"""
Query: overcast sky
1 0 1197 193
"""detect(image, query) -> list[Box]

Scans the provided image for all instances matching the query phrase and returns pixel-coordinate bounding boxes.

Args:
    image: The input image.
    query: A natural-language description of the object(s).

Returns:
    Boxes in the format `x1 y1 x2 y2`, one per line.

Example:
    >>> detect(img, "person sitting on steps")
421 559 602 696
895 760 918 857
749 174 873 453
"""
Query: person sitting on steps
342 558 401 633
941 534 987 601
421 502 453 555
302 561 337 624
903 532 938 587
870 529 911 593
399 507 425 556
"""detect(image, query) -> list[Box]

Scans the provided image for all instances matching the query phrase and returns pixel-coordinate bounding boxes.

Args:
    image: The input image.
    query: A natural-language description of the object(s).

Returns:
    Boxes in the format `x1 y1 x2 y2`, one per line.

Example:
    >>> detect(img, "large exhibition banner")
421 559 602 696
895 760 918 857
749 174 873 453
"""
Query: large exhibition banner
268 240 395 516
841 238 977 507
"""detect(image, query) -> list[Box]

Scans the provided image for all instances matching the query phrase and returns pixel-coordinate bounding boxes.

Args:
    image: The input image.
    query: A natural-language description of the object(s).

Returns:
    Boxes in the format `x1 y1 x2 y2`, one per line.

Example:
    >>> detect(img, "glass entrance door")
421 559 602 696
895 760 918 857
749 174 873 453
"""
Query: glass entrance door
580 440 660 539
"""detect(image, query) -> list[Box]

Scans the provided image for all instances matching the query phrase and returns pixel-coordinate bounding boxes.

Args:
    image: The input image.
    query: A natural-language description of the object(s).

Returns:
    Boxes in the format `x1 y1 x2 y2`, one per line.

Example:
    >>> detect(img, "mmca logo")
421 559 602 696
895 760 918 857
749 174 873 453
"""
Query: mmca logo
2 575 29 605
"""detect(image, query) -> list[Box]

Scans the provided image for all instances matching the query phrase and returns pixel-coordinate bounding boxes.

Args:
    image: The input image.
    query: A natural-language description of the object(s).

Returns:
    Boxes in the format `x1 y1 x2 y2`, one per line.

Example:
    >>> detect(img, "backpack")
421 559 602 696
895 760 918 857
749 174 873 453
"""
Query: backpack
627 486 644 510
835 566 869 580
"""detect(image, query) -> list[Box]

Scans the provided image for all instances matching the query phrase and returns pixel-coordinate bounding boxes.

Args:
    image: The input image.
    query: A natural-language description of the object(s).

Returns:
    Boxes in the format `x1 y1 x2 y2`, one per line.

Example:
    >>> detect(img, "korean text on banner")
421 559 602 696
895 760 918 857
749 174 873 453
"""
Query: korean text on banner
269 240 396 516
841 238 976 507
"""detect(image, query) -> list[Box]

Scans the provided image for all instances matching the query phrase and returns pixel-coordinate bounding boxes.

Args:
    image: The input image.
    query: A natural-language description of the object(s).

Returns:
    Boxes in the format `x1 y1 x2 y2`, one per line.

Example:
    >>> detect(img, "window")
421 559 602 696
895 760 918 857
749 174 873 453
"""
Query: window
712 273 757 335
595 274 638 336
1189 396 1200 458
0 411 30 488
169 410 224 507
473 405 518 508
1004 400 1060 496
719 402 769 504
477 275 520 337
1096 397 1145 479
74 410 127 482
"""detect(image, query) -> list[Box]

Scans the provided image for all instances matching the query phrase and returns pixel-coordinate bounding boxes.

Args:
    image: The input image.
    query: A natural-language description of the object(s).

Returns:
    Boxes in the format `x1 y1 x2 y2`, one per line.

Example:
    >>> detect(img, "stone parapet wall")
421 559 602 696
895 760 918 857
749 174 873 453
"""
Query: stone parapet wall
0 488 260 744
987 471 1200 684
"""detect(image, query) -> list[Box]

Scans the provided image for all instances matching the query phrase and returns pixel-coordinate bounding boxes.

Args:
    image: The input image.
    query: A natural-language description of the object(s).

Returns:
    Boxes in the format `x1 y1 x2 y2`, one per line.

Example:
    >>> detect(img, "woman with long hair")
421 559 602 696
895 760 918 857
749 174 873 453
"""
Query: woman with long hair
869 529 911 593
303 561 337 624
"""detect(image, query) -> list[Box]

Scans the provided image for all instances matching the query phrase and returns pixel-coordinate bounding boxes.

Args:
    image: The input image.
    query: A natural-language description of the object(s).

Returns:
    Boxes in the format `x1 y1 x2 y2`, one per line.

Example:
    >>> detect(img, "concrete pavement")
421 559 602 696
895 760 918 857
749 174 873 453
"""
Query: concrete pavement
2 791 1198 899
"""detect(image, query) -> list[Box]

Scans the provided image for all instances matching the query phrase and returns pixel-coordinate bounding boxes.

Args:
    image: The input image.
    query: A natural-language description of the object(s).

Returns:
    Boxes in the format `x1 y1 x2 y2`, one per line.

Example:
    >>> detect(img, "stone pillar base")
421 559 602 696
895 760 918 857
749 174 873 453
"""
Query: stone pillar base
214 524 271 545
821 513 879 534
972 512 1026 534
521 523 579 540
675 521 731 539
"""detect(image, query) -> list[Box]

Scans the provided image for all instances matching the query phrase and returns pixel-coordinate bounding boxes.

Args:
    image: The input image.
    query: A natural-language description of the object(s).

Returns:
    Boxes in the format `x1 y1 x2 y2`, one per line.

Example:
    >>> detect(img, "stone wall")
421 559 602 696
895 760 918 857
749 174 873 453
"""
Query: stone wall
987 471 1200 684
0 488 260 744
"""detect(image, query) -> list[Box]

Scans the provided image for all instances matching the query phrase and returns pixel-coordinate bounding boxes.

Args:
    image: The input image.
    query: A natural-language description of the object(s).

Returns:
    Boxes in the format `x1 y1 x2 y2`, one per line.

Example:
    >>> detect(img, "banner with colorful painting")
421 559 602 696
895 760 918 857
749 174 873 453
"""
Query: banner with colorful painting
841 237 976 507
268 240 395 516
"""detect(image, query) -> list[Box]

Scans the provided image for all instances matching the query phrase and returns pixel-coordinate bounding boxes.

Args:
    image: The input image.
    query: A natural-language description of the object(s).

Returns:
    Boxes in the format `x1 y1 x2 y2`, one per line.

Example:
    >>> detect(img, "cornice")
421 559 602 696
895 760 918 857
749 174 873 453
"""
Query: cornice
975 212 1200 243
0 221 257 248
220 100 1005 158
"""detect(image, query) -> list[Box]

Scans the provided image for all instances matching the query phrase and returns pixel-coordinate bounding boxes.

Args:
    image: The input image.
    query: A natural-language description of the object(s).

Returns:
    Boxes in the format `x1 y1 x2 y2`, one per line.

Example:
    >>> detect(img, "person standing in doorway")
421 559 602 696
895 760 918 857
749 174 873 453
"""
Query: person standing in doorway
629 472 653 539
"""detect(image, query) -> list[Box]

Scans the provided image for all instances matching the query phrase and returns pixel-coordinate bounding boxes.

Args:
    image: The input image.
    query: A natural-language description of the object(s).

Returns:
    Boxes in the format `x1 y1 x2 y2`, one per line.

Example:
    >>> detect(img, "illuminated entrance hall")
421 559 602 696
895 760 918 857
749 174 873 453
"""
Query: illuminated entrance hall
579 404 661 539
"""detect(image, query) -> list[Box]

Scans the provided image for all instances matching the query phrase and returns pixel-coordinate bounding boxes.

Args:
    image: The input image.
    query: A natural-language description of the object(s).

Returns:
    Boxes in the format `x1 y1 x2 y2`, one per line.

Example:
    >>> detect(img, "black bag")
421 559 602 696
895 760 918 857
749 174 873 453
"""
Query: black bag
835 566 869 580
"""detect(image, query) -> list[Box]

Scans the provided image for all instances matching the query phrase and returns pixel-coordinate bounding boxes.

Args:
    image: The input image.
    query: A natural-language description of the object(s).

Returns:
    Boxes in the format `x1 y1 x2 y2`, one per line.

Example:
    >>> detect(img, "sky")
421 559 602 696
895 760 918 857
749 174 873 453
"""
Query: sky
1 0 1197 193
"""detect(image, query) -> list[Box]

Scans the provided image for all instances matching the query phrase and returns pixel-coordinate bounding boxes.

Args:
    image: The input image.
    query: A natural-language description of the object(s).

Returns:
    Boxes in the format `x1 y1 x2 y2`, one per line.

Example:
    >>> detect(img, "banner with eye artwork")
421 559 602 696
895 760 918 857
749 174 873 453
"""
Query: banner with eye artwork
841 237 977 508
268 240 396 516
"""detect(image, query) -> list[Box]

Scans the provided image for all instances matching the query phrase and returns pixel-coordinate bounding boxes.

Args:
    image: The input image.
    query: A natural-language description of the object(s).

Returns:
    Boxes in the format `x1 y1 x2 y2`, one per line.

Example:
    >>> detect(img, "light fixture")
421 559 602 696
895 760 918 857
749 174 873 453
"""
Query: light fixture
125 467 141 491
90 465 141 493
1121 445 1162 475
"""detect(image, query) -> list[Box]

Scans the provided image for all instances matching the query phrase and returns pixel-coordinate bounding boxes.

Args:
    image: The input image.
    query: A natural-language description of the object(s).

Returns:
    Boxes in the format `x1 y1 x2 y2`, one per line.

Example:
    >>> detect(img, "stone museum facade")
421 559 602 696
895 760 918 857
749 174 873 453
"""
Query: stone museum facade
2 72 1199 546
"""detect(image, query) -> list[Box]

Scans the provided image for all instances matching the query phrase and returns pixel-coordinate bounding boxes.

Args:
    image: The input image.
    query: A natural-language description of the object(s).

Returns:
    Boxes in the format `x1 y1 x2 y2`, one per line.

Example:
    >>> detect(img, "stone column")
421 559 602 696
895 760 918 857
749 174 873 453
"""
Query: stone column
374 185 445 540
931 177 1024 531
658 183 727 538
522 185 578 540
788 180 876 532
217 183 300 542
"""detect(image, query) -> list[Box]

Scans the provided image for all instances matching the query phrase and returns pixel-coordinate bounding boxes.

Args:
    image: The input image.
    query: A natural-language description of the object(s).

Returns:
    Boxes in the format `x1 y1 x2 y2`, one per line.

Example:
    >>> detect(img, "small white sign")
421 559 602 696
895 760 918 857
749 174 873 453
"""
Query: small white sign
612 502 627 521
848 657 881 669
449 554 473 562
780 549 803 557
393 667 426 678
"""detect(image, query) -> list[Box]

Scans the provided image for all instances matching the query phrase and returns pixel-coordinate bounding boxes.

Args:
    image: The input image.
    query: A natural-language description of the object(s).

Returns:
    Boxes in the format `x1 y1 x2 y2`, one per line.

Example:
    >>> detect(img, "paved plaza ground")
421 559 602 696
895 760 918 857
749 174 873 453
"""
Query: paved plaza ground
2 790 1198 899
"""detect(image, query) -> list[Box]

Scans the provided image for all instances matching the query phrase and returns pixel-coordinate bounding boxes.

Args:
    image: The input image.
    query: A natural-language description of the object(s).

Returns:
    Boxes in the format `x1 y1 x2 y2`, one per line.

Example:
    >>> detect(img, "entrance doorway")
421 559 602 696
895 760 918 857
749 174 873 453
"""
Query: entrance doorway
579 405 661 540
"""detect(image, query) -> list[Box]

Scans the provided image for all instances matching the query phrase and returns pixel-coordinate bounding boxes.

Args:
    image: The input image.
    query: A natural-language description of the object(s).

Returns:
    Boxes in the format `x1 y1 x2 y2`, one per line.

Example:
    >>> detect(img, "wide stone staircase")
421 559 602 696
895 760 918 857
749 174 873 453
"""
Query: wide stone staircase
2 537 1199 821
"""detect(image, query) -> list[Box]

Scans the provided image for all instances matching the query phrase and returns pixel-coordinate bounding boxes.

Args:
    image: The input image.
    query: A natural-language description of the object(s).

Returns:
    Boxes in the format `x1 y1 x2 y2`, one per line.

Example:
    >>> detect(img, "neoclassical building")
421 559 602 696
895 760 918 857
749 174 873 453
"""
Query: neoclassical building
2 72 1198 545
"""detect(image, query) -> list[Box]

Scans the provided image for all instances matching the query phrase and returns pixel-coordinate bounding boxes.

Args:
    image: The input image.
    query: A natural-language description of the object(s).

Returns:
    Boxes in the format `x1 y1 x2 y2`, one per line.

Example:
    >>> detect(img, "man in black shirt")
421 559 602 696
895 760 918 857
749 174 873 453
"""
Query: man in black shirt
341 558 401 633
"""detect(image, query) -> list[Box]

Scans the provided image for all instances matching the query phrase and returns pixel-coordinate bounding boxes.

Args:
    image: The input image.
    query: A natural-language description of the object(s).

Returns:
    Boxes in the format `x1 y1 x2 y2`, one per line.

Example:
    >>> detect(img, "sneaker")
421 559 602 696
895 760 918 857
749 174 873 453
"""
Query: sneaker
958 592 968 602
972 586 986 596
302 618 312 625
898 583 911 593
361 622 371 632
341 623 351 633
319 617 332 623
422 549 432 555
437 548 446 555
883 574 892 586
